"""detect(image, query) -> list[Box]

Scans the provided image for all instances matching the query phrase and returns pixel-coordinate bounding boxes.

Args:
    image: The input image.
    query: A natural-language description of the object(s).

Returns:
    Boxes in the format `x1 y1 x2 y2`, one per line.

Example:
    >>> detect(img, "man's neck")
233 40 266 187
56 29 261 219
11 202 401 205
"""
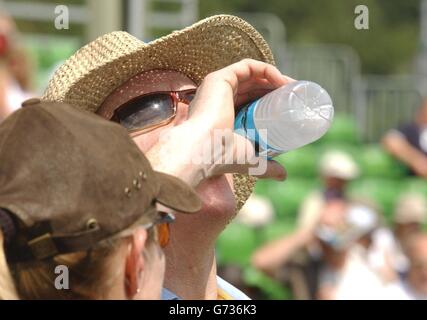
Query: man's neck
163 240 218 300
160 175 234 300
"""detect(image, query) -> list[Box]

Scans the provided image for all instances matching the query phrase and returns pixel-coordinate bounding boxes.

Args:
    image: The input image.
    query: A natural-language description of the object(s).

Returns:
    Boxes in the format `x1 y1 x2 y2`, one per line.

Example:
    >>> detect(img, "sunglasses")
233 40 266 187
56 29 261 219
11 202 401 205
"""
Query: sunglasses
144 211 175 248
111 89 196 134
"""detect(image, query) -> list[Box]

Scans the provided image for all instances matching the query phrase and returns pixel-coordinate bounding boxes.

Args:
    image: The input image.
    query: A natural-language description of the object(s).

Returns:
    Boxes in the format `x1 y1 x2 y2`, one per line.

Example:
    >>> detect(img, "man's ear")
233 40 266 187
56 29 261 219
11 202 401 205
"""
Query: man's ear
124 228 148 299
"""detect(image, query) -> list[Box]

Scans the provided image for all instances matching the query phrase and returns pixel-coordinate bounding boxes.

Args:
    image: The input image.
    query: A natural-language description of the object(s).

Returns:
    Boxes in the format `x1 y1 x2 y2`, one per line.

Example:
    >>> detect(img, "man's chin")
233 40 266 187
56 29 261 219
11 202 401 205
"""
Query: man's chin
195 174 236 220
165 174 236 247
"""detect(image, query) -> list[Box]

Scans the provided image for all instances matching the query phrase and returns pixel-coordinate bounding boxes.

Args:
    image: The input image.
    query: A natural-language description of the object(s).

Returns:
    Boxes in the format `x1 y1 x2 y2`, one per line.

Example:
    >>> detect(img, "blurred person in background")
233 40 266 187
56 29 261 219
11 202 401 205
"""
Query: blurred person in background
252 198 397 299
0 101 201 300
0 11 33 122
389 192 427 276
42 15 289 300
311 200 389 300
252 199 348 299
298 150 359 231
324 200 399 299
382 99 427 178
386 233 427 300
255 151 358 298
235 194 275 228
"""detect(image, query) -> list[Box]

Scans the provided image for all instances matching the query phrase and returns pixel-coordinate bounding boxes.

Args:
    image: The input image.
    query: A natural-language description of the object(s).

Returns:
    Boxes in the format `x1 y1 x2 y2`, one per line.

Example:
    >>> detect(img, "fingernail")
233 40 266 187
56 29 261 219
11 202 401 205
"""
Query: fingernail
284 76 296 82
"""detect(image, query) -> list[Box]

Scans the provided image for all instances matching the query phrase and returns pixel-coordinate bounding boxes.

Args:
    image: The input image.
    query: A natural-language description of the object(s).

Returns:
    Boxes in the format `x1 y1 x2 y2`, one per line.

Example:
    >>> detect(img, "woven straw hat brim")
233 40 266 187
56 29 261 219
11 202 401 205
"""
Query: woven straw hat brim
43 15 274 112
42 15 275 211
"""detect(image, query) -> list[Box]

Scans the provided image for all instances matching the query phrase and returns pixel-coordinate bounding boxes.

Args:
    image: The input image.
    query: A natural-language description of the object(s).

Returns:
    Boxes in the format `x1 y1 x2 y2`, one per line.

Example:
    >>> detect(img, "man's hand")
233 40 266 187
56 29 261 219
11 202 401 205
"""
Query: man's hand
382 131 427 179
147 59 294 187
412 156 427 178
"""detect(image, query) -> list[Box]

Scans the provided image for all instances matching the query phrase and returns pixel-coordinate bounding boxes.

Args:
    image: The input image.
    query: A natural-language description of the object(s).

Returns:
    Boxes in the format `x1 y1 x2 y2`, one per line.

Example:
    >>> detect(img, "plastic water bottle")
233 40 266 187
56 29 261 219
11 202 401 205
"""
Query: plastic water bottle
234 80 334 158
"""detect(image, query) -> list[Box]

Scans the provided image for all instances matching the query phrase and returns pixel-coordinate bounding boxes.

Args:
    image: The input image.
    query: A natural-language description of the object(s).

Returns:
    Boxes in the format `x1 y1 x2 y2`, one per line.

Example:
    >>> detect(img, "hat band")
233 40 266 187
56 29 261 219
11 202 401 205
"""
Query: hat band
7 224 102 263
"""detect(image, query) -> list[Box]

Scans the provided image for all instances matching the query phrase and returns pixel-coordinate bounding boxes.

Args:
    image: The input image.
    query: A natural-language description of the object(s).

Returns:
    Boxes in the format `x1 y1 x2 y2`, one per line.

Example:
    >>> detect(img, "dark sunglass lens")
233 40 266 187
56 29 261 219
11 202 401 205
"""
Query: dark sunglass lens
187 93 195 101
184 91 196 103
115 93 174 131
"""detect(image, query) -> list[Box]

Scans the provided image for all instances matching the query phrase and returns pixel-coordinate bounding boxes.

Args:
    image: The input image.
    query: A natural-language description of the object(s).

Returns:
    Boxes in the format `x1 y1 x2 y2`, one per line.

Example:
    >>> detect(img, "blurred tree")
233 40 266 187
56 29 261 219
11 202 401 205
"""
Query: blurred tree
199 0 420 75
11 0 421 75
216 222 259 267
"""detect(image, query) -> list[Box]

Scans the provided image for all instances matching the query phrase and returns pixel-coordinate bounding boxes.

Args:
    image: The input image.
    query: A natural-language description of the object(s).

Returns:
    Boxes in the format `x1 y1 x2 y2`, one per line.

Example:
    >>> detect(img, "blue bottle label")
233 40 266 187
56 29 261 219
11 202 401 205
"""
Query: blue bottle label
234 100 281 158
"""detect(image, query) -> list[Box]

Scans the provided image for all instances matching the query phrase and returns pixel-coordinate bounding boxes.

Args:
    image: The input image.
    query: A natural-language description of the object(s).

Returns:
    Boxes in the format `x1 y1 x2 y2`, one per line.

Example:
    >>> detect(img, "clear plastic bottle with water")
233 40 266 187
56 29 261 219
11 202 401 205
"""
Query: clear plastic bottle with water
234 80 334 158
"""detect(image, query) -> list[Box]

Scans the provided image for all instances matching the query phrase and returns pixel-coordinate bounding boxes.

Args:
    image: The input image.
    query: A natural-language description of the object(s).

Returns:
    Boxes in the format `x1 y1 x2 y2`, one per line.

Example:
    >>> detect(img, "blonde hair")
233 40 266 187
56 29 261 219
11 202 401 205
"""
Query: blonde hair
0 230 18 299
0 208 160 300
0 229 126 300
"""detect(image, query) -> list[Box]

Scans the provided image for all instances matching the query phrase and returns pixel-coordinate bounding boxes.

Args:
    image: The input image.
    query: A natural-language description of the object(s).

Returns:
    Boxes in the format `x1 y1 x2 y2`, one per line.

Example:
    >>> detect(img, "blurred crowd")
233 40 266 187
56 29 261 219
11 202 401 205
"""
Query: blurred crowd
232 114 427 299
215 90 427 300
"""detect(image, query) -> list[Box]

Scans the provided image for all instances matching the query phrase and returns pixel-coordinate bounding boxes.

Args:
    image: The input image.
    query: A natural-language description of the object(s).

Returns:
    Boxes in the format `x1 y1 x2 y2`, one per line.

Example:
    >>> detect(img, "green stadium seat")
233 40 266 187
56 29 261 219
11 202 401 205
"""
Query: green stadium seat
259 220 296 244
26 39 80 90
216 222 259 267
402 178 427 197
243 266 292 300
275 145 317 178
253 179 270 198
28 40 77 70
347 178 403 222
318 114 361 145
358 144 407 179
258 179 319 220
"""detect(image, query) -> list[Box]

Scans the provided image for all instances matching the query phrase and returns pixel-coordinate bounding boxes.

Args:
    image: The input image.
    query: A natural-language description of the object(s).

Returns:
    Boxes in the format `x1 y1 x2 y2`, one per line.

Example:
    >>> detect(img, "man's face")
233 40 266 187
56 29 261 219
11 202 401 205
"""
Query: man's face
395 222 422 243
98 70 236 226
324 176 347 190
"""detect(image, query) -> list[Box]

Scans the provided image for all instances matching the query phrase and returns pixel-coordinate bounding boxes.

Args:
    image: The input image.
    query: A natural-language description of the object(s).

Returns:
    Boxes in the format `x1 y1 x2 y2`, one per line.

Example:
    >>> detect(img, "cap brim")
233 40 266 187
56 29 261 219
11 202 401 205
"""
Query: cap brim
154 171 202 213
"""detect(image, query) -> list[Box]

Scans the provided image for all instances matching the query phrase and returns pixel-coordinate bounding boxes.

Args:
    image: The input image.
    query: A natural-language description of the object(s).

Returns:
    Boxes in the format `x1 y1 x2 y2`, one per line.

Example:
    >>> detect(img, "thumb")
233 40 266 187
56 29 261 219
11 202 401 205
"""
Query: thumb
208 132 287 180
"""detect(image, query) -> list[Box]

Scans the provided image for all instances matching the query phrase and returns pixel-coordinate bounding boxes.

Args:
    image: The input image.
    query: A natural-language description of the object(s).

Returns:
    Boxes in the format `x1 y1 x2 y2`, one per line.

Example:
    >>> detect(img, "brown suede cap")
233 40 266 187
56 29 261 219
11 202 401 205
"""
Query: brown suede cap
0 99 201 262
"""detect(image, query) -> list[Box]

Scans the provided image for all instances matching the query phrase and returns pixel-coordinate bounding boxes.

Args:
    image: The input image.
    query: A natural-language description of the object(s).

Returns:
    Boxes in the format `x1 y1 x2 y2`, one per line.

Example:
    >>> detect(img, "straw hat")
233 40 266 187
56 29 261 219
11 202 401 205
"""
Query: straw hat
394 192 427 224
42 15 276 211
320 150 359 180
236 194 274 227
